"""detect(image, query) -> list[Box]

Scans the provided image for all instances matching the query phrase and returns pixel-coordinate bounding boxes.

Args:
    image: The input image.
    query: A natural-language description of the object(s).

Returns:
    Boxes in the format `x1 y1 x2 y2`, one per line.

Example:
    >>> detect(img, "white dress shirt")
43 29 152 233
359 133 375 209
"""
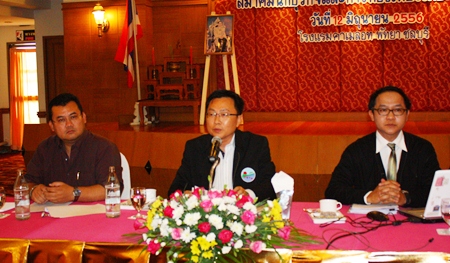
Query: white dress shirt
212 134 235 191
364 131 408 204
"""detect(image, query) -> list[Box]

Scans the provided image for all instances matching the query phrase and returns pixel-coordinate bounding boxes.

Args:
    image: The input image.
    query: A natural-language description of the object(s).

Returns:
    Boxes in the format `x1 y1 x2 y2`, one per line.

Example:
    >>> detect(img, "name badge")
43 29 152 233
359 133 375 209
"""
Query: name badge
241 167 256 183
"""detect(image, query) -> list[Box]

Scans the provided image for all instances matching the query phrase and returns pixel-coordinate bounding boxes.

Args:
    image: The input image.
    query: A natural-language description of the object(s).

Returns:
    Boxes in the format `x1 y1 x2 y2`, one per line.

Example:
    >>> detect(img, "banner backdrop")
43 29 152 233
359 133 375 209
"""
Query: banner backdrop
215 0 450 112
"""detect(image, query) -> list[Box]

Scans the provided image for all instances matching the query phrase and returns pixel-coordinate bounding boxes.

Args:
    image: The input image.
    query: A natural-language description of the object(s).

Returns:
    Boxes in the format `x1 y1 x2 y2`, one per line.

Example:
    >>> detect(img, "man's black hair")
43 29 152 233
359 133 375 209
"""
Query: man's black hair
368 86 411 111
48 93 84 122
205 90 245 115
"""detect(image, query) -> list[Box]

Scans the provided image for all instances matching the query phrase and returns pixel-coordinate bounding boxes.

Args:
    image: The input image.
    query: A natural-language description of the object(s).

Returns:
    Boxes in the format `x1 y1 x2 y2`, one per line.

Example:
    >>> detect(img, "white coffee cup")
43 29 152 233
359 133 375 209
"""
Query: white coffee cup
319 199 342 216
145 189 156 204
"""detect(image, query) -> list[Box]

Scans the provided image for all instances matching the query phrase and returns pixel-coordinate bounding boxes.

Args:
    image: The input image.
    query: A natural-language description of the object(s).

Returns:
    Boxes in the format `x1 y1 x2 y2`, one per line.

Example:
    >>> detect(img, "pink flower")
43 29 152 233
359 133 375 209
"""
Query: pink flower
226 189 237 197
236 195 253 208
200 199 213 212
169 190 183 200
198 222 211 233
249 241 265 253
163 206 174 218
208 189 223 199
218 229 233 244
171 228 183 240
277 226 291 240
241 210 256 225
192 187 202 199
133 219 145 230
147 239 161 254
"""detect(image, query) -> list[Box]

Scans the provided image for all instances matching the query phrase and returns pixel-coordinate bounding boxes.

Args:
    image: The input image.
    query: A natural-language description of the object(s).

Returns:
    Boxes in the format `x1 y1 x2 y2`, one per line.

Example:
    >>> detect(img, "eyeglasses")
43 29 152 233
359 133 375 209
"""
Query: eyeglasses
52 114 81 125
206 112 239 118
372 108 407 116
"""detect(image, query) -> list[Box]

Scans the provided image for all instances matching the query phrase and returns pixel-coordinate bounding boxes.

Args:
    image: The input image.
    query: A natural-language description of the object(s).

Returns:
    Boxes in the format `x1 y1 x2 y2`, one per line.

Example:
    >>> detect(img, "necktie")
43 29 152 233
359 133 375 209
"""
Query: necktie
387 143 397 181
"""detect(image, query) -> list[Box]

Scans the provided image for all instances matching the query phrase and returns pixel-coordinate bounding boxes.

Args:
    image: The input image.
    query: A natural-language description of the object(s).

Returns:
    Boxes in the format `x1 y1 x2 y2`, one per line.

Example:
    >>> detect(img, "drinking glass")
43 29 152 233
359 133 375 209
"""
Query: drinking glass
0 187 6 217
130 187 146 219
441 198 450 234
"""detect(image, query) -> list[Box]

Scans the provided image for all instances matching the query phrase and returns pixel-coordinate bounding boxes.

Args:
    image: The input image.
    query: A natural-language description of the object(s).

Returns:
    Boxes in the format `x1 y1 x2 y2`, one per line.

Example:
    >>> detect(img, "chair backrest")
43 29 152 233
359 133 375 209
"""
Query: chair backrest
120 152 131 200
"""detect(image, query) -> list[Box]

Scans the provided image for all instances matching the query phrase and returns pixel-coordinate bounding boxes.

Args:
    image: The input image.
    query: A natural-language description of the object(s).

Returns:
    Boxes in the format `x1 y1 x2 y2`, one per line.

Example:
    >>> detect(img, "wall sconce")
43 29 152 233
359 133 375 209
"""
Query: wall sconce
92 3 109 37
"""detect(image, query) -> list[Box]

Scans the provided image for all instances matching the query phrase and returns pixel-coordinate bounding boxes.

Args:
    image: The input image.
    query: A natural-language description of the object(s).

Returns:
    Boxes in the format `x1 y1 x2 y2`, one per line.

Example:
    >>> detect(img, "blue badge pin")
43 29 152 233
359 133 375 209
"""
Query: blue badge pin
241 167 256 183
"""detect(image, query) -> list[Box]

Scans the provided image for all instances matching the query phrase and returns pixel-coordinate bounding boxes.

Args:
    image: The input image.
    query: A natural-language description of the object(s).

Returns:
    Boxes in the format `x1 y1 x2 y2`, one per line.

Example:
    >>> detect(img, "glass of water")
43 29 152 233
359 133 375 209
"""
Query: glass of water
441 198 450 234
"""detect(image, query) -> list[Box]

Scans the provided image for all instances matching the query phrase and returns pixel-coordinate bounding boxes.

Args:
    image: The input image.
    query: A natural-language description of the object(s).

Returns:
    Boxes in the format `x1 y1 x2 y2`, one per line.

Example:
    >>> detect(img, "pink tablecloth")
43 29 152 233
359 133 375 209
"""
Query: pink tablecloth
1 200 449 252
291 202 449 252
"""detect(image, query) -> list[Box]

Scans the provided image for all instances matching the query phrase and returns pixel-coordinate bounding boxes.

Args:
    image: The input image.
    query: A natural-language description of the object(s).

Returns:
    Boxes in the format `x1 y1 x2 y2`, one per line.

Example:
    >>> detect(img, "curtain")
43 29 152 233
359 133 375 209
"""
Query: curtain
9 48 36 151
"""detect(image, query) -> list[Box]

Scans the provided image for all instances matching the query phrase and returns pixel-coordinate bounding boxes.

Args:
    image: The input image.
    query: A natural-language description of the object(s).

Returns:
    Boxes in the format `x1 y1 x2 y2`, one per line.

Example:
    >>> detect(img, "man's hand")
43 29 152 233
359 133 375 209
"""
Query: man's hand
233 186 248 196
367 179 407 206
45 182 74 203
30 184 48 204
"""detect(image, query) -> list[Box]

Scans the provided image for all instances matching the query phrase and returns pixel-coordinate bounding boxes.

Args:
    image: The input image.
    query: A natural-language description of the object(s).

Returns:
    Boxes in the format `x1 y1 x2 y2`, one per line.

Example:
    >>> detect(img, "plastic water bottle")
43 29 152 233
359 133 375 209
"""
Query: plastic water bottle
14 169 30 220
105 166 121 218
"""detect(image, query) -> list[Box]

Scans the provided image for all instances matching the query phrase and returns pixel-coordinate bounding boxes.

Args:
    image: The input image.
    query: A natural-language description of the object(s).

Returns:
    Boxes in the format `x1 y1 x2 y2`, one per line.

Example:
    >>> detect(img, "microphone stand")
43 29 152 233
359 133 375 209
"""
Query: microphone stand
208 158 220 190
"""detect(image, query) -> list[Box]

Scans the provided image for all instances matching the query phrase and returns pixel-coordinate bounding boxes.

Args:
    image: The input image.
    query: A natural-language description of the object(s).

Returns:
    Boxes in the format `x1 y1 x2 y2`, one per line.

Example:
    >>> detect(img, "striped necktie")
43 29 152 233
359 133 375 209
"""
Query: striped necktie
387 143 397 181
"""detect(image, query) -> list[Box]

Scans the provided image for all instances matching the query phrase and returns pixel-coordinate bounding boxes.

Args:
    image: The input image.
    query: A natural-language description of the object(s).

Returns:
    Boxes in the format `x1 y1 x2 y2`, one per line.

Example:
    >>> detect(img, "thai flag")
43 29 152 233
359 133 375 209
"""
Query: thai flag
114 0 143 88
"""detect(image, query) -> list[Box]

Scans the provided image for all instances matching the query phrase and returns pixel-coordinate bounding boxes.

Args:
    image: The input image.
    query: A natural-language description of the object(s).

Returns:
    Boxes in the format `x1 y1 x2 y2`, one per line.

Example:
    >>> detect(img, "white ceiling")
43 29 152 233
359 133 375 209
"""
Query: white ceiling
0 0 52 26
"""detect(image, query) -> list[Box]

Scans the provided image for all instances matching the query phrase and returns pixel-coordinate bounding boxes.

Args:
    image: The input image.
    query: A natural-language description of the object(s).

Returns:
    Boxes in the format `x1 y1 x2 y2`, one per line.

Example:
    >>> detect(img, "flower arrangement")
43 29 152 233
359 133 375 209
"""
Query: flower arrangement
134 187 318 263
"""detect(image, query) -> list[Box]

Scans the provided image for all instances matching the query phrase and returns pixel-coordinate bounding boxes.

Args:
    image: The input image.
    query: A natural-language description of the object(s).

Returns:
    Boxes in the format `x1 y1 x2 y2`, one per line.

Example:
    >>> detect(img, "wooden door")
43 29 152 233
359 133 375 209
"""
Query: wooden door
43 36 65 118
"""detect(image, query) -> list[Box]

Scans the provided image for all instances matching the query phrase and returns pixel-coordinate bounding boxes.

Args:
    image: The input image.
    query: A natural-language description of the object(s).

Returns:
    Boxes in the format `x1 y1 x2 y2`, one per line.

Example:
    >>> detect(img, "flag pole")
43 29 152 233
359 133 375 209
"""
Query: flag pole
131 0 141 101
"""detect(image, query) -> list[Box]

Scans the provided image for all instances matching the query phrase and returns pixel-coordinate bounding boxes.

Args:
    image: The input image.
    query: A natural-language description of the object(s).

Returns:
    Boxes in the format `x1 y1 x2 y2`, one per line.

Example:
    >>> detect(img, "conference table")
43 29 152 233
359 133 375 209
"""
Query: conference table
1 199 449 262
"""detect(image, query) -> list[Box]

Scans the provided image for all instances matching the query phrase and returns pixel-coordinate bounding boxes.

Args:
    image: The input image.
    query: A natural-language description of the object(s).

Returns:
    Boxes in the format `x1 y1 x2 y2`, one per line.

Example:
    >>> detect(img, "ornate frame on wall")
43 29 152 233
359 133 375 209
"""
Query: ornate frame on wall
205 14 234 55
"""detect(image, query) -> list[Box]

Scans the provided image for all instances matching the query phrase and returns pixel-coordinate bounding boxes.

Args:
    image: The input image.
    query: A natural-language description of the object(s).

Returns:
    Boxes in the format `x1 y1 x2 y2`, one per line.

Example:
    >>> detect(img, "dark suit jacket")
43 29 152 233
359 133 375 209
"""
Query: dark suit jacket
168 130 277 200
325 132 440 207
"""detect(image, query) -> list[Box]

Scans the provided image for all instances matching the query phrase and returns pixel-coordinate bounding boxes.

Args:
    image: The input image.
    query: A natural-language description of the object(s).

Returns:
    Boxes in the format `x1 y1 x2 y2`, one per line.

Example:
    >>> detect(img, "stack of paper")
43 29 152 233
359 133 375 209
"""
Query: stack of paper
305 209 347 224
348 204 398 214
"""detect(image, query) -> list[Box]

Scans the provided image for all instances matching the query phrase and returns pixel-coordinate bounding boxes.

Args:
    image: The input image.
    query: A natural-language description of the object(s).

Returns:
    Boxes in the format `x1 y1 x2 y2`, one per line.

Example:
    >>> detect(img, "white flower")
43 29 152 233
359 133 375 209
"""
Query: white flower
243 202 257 213
234 240 243 249
176 219 182 226
230 221 244 236
142 233 148 241
267 235 271 240
217 202 227 211
245 224 257 233
160 218 170 236
209 214 224 229
221 246 232 254
222 196 236 204
227 204 240 215
185 195 199 210
206 232 216 242
181 227 196 243
172 206 185 220
211 197 222 206
151 215 162 230
183 212 201 226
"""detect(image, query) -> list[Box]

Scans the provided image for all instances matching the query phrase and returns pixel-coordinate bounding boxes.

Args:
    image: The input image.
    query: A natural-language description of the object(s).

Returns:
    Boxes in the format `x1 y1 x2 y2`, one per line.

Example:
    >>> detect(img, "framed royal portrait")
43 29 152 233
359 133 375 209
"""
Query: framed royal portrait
205 14 234 55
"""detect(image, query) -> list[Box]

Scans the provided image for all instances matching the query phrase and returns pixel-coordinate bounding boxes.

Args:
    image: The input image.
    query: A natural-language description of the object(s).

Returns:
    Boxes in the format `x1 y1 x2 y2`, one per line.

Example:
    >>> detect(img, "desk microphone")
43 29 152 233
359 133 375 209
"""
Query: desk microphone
209 136 222 163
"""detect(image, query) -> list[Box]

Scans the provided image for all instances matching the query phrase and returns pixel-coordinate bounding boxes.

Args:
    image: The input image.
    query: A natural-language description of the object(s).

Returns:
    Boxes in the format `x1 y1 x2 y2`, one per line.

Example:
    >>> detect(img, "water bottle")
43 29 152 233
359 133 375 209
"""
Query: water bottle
105 166 121 218
14 169 30 220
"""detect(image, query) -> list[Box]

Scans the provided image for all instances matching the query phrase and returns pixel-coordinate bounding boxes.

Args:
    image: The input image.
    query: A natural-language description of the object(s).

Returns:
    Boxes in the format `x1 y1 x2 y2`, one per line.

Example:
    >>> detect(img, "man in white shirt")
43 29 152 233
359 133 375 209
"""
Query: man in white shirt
325 86 440 207
168 90 276 200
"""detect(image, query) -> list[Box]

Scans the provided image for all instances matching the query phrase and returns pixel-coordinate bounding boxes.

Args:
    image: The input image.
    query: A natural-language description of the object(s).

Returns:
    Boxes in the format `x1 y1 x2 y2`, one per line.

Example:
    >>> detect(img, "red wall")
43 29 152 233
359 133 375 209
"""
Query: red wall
214 0 450 112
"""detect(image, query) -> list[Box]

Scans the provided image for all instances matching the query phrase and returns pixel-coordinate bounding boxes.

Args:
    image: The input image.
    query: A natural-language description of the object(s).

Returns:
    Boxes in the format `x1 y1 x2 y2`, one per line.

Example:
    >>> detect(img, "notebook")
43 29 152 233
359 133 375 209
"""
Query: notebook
398 169 450 223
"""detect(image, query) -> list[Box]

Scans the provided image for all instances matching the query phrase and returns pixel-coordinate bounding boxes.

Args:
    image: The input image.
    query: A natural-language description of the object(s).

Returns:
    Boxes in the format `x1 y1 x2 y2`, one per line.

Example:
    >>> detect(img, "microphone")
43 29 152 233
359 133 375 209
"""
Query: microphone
209 136 222 163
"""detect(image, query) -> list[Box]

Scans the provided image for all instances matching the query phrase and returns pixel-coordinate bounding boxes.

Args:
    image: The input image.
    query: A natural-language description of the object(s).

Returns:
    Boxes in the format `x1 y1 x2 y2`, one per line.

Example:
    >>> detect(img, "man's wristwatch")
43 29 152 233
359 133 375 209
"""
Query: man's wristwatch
73 187 81 202
402 190 411 205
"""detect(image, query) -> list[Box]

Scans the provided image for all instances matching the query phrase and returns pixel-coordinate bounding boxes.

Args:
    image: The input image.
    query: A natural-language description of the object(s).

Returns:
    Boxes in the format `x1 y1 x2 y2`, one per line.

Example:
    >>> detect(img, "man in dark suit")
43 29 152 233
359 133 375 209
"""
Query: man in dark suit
325 86 440 207
168 90 276 201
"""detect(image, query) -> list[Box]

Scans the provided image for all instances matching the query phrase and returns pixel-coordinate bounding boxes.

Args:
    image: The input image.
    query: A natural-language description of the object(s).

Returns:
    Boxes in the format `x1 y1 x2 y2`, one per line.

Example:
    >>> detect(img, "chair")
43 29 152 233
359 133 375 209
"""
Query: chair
155 57 189 100
120 152 131 200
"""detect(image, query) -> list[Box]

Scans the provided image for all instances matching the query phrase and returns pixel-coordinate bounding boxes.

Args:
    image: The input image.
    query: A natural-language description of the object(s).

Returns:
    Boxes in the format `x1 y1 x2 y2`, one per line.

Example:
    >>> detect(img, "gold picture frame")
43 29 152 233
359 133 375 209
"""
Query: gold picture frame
205 14 234 55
